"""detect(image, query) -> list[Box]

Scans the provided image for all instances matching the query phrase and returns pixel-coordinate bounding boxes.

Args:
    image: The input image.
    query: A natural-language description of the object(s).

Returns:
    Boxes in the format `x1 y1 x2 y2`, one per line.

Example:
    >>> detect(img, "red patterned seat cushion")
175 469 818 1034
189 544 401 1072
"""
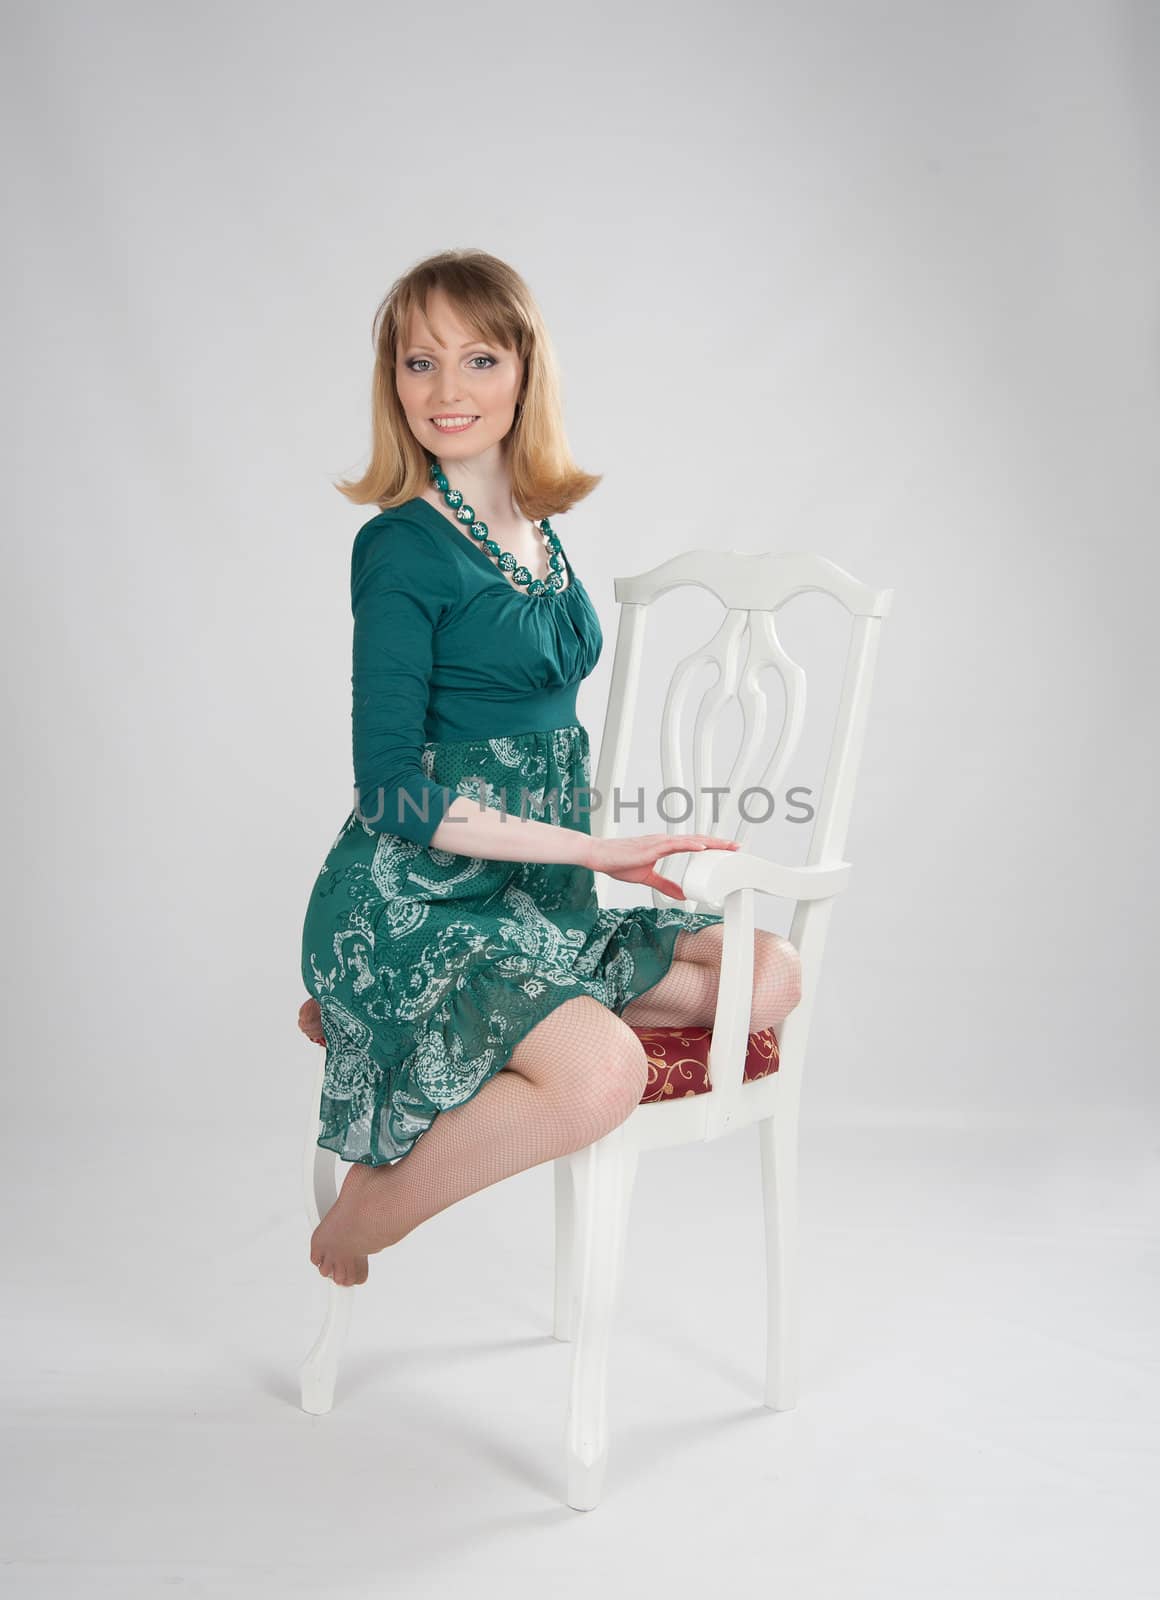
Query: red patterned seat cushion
625 1024 780 1103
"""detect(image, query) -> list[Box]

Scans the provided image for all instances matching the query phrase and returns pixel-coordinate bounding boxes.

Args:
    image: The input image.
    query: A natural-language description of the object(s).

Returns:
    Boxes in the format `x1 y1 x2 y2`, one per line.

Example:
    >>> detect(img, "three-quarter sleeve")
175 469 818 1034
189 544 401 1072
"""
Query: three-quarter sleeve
350 517 458 846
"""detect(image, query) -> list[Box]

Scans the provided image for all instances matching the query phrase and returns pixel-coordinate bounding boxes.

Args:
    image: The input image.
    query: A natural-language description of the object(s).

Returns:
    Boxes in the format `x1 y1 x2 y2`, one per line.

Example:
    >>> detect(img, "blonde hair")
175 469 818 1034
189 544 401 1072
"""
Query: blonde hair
334 249 601 522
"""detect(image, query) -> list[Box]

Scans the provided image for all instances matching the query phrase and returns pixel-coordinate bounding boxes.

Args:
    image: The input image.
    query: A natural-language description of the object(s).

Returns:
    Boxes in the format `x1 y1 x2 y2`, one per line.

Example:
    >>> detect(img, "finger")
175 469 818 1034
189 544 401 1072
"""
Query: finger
645 873 687 899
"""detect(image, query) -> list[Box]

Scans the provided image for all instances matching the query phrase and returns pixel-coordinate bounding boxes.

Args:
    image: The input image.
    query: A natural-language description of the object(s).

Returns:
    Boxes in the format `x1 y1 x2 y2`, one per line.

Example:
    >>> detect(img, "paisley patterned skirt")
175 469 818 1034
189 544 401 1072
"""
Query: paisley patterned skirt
300 722 724 1166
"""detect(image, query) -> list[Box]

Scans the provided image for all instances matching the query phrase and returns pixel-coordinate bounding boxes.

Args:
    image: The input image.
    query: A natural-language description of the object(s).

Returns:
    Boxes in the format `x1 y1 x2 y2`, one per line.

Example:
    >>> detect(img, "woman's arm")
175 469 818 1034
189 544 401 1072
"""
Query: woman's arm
350 519 458 846
429 794 594 864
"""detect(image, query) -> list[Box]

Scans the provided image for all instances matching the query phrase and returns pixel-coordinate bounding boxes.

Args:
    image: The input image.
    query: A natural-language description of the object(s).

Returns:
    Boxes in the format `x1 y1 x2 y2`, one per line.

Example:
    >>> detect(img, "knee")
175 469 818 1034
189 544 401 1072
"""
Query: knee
516 998 648 1137
752 930 802 1027
580 1022 650 1133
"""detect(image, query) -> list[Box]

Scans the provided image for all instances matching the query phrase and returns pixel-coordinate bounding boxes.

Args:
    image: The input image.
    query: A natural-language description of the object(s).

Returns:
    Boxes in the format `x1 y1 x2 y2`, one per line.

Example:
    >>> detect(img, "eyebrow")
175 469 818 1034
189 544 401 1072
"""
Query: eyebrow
404 337 494 353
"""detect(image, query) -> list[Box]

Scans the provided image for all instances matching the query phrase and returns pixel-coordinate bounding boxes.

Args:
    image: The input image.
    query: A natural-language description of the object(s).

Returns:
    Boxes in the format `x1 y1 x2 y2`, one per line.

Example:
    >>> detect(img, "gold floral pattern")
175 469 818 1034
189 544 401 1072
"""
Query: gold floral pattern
629 1023 780 1101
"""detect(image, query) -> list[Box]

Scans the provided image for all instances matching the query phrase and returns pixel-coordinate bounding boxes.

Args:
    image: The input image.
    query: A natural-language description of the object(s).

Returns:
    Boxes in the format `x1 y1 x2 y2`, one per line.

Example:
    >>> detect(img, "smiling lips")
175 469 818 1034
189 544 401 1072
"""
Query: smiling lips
431 415 479 432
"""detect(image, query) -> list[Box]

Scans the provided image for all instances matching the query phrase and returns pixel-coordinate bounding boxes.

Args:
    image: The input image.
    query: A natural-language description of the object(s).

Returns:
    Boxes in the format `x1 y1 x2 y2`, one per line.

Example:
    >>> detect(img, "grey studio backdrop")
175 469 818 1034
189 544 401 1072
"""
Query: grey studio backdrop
3 1 1157 1596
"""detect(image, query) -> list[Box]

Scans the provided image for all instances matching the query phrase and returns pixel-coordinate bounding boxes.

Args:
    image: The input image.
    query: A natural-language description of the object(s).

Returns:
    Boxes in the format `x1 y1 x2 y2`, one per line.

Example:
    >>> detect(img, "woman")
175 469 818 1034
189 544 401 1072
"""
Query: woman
298 249 803 1286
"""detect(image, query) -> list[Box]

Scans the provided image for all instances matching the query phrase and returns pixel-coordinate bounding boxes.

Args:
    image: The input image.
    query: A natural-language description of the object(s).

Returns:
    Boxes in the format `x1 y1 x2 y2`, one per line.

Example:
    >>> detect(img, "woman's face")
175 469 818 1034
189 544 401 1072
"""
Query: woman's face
395 288 523 463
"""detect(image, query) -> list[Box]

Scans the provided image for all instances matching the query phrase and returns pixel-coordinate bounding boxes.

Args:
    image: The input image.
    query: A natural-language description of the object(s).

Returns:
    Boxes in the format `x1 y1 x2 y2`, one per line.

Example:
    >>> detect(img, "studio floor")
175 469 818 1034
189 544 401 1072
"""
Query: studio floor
1 1109 1155 1599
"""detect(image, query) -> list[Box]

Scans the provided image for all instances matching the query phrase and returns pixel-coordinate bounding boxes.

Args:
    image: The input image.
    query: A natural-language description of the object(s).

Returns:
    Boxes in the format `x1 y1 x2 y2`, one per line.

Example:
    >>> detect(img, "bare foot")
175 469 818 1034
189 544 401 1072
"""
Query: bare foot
309 1162 382 1287
299 996 325 1045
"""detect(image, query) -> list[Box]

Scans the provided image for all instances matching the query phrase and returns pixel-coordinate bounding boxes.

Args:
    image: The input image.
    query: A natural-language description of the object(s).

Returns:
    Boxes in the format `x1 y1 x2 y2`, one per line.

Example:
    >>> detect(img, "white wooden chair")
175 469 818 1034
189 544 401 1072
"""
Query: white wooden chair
299 548 893 1512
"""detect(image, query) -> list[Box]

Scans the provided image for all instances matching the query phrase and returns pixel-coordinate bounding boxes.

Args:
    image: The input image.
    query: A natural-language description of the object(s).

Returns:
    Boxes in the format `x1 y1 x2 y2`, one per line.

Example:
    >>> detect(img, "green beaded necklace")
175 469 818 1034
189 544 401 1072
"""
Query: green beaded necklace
427 458 568 600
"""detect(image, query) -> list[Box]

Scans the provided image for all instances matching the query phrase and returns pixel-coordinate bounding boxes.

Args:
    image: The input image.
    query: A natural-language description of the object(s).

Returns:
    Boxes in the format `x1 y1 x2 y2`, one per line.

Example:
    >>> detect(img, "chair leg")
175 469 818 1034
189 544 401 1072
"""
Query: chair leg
299 1134 357 1414
563 1123 640 1511
300 1279 356 1413
553 1155 576 1341
758 1109 800 1410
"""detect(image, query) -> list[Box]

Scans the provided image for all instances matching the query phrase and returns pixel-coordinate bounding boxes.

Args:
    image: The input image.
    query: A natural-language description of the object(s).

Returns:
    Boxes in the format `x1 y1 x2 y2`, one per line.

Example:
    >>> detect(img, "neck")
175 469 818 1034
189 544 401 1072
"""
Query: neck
431 448 522 526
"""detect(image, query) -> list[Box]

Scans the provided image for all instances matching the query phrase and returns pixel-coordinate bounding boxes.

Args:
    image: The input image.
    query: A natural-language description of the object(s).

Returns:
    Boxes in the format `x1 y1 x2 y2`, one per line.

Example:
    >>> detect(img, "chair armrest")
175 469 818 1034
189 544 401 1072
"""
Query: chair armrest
680 847 851 910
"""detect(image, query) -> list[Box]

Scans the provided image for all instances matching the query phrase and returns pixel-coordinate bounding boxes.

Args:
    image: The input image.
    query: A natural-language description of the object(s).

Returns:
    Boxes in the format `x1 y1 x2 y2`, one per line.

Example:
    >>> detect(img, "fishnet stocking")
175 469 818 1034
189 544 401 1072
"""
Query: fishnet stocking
621 924 802 1032
309 927 803 1285
312 996 651 1282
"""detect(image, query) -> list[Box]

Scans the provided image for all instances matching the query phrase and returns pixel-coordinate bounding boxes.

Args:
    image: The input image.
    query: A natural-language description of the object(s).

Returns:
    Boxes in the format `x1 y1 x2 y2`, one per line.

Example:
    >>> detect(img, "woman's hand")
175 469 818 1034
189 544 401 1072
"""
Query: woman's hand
585 832 739 900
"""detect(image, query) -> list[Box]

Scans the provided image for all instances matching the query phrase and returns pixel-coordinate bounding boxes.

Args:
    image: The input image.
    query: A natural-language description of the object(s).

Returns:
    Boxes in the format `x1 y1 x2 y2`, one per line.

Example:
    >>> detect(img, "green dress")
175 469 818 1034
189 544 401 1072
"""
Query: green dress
300 495 724 1166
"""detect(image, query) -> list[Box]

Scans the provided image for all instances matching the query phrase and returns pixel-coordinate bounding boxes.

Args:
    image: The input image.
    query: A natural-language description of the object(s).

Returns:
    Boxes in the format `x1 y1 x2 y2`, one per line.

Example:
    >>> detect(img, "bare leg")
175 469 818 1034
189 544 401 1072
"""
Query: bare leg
309 995 649 1286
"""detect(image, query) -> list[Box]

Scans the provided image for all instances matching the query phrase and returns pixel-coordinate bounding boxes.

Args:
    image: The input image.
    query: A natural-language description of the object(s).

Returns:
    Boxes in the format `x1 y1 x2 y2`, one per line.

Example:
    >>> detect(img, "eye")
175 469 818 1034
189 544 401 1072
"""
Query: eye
404 354 497 373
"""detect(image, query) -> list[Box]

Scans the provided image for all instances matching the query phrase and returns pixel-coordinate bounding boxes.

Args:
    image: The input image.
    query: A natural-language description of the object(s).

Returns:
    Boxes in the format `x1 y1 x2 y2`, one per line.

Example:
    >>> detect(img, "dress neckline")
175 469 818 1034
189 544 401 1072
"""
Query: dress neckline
402 494 576 599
